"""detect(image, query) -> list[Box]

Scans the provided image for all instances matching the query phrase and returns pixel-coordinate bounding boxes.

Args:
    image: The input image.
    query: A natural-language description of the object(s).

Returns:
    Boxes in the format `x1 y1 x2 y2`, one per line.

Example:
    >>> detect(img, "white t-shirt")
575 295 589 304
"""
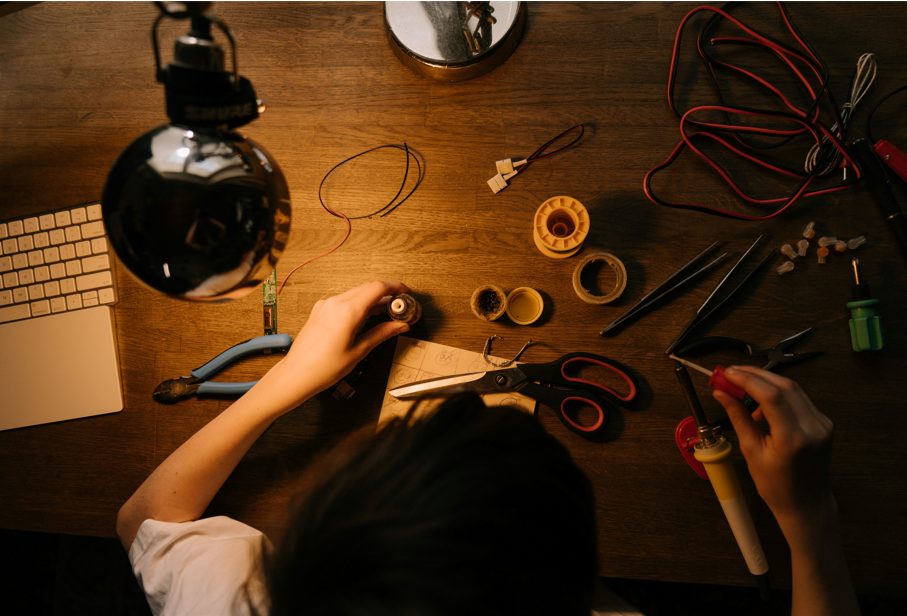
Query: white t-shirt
129 516 271 616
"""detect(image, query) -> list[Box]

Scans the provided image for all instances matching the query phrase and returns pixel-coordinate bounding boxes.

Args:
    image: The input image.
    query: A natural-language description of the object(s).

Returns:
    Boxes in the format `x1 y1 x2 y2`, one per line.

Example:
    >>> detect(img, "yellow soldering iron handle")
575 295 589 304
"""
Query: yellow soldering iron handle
694 436 769 576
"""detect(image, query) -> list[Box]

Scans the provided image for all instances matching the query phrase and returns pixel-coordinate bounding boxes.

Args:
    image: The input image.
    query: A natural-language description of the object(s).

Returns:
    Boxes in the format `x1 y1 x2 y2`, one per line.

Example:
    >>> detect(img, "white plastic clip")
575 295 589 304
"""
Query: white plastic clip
495 158 527 175
487 173 509 194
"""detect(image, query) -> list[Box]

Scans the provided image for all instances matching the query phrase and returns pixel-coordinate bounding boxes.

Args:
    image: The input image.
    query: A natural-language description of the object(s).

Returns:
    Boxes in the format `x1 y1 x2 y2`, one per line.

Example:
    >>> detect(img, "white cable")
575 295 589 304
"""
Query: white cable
805 52 877 176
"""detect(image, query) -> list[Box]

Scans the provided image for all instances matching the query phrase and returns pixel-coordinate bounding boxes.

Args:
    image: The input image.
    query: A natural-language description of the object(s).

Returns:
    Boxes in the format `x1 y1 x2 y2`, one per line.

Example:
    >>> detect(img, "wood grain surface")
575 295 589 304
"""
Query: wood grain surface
1 2 906 594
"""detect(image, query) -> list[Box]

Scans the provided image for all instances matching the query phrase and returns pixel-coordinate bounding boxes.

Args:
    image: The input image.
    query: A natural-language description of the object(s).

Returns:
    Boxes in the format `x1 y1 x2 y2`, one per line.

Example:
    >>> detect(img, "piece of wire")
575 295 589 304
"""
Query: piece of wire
276 143 424 294
805 52 877 175
647 2 863 220
482 335 534 368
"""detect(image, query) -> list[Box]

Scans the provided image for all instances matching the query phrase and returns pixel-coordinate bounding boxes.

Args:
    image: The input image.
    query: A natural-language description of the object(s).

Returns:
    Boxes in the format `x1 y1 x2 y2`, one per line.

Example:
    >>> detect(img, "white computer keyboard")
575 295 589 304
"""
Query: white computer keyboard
0 202 116 324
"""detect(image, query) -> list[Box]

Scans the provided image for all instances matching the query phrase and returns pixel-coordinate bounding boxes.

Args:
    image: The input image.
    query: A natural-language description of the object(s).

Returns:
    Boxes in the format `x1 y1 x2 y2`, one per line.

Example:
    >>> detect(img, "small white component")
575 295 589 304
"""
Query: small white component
779 243 798 260
487 173 508 194
802 221 816 239
817 236 837 247
495 158 526 175
847 235 867 250
796 239 809 257
776 261 795 275
833 240 847 253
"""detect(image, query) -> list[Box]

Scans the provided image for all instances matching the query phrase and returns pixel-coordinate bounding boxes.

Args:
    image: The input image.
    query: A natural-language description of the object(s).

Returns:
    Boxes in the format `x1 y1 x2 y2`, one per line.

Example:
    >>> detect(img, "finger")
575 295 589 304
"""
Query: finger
354 320 410 356
341 280 411 313
722 366 799 433
713 389 763 456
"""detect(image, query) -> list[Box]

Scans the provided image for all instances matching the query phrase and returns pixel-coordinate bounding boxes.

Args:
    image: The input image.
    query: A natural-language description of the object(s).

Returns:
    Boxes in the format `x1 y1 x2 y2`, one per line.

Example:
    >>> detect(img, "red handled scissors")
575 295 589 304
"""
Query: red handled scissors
388 352 638 438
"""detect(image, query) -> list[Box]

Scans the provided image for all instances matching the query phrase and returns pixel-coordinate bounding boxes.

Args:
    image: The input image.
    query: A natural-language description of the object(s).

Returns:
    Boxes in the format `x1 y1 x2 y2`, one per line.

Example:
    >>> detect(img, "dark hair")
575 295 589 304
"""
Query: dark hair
264 393 597 616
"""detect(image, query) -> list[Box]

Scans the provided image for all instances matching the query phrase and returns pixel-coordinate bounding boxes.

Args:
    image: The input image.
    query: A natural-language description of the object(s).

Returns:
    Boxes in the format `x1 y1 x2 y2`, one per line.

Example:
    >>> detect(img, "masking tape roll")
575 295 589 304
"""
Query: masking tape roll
533 195 590 259
572 251 627 304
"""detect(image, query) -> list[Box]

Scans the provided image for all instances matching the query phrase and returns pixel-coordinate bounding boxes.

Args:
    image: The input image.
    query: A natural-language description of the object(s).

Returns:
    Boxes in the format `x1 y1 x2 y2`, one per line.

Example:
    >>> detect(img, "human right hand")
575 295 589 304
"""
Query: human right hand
712 366 836 537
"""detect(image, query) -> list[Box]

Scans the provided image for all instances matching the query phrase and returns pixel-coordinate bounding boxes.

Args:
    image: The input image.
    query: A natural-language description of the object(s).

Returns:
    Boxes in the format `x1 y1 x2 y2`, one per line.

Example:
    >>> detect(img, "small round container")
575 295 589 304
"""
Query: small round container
505 287 544 325
470 284 507 321
533 195 590 259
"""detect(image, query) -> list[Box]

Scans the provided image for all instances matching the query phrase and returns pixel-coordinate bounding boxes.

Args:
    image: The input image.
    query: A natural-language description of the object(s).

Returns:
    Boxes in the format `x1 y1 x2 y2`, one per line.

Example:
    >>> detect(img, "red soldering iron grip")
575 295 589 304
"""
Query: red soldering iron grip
709 365 748 402
873 140 907 185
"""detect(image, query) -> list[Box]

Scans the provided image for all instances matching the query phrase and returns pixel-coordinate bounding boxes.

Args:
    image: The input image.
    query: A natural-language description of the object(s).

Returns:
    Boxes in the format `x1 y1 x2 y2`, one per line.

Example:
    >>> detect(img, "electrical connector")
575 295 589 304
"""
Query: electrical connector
817 245 829 264
776 261 795 275
847 235 867 250
487 173 509 194
817 236 838 247
495 158 527 175
802 221 816 239
780 243 798 260
834 240 848 253
797 239 809 256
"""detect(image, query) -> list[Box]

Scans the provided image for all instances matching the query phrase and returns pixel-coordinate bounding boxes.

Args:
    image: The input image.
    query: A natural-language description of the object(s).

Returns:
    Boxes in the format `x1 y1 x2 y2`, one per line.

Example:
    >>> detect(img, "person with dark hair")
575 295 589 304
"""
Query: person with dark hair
117 280 859 616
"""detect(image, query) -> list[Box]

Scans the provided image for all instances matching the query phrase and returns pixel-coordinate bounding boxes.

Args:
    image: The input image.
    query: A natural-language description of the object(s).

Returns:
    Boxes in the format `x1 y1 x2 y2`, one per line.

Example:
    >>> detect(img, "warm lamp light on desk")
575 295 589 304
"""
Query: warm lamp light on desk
102 2 291 301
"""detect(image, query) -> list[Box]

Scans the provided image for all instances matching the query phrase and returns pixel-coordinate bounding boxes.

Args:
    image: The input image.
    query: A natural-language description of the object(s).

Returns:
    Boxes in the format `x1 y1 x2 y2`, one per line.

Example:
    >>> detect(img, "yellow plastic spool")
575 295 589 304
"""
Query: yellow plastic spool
533 195 590 259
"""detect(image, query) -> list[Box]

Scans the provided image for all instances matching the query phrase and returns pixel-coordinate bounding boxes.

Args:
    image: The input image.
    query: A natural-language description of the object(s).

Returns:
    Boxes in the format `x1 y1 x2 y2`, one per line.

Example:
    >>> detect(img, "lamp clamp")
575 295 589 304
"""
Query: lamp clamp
150 2 260 129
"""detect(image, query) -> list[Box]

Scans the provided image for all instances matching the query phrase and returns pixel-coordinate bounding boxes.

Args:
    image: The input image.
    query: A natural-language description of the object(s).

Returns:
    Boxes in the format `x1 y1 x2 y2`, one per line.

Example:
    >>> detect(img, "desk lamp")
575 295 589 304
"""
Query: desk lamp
102 2 290 300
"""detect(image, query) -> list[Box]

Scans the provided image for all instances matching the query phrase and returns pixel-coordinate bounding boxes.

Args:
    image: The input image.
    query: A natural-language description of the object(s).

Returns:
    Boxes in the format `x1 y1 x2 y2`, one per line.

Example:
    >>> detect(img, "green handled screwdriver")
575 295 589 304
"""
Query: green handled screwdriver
847 258 883 351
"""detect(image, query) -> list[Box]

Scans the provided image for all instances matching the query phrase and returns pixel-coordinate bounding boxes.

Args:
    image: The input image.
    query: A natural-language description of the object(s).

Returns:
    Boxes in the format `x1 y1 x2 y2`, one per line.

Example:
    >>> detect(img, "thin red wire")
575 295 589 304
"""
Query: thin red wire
276 211 351 295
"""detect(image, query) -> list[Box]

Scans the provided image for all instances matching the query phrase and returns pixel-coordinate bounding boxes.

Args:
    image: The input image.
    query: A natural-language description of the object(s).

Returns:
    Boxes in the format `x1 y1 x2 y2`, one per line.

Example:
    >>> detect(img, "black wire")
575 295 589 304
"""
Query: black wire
866 84 907 144
318 143 425 220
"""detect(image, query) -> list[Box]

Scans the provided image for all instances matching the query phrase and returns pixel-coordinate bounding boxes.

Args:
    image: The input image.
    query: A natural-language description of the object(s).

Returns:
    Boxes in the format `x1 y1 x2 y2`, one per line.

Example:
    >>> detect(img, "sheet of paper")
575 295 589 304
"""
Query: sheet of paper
379 336 536 424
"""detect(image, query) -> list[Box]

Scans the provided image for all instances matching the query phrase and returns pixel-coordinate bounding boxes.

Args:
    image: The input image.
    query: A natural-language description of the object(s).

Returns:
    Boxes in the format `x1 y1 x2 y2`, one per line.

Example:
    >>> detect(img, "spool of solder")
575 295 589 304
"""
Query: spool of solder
533 195 590 259
387 293 422 325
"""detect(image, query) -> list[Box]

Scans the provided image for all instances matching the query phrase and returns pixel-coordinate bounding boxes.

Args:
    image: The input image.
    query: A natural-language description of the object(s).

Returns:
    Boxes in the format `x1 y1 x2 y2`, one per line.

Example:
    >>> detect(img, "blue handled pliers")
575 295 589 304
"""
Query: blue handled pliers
153 334 293 403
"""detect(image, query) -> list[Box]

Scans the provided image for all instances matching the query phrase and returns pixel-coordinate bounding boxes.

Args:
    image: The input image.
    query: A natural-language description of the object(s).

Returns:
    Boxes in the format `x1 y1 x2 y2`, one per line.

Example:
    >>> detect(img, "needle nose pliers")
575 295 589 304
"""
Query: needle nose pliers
674 327 822 371
153 334 293 403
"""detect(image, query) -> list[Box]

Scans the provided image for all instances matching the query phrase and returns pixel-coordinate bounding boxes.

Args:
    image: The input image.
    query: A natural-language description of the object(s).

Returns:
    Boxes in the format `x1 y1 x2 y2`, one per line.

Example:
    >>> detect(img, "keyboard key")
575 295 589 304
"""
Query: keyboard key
65 260 82 277
50 263 67 279
82 290 99 307
59 243 76 261
12 254 28 270
0 290 11 305
44 246 60 263
60 277 76 295
28 284 45 300
44 280 61 297
65 225 82 243
2 238 16 254
19 269 34 285
76 240 92 257
0 223 7 239
98 287 116 305
91 237 108 254
76 271 112 292
39 214 56 230
13 287 29 303
24 217 39 234
2 272 18 288
49 229 65 245
31 299 51 316
50 296 67 313
54 210 72 227
0 302 30 323
34 266 50 282
0 256 11 273
70 207 87 224
82 254 110 273
81 221 105 239
65 293 83 310
34 232 50 248
8 220 24 236
28 250 44 267
86 203 103 220
18 235 34 251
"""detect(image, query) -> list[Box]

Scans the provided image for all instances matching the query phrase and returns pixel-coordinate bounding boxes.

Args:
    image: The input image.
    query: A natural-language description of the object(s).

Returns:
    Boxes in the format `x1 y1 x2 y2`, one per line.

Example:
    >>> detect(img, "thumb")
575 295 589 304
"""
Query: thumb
354 320 409 356
714 389 762 457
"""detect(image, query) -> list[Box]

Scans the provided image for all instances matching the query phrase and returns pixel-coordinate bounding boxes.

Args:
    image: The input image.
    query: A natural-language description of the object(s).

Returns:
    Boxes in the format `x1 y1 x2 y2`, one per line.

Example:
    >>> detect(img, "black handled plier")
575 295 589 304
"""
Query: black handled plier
674 327 822 371
153 334 293 403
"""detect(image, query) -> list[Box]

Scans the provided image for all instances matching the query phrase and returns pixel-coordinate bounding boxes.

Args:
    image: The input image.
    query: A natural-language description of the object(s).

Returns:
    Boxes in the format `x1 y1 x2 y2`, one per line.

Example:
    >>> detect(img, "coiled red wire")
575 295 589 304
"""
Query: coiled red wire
644 2 862 220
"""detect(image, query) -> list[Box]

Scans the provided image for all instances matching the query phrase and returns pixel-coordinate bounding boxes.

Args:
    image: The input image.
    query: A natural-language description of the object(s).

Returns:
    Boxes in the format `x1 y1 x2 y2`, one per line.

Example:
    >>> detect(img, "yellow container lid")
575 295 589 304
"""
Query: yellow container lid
505 287 544 325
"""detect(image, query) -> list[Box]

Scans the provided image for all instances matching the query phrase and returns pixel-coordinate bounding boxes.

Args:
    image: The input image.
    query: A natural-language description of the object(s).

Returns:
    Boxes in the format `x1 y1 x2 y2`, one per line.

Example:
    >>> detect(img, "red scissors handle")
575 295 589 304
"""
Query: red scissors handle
559 395 606 434
558 353 638 403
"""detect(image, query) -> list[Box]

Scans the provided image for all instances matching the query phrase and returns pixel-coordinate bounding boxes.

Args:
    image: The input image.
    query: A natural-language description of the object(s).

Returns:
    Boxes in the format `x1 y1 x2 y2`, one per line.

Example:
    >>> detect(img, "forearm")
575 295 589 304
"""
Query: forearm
116 361 316 548
782 502 860 616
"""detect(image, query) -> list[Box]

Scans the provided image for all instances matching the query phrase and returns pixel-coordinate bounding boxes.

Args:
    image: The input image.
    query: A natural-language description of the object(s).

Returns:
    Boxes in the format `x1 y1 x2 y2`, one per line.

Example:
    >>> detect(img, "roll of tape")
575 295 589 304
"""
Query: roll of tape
533 195 590 259
572 251 627 304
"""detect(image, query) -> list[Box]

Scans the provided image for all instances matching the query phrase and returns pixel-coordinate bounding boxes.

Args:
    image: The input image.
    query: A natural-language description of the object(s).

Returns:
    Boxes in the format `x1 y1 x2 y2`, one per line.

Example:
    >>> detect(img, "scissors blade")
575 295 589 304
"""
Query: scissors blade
390 371 492 399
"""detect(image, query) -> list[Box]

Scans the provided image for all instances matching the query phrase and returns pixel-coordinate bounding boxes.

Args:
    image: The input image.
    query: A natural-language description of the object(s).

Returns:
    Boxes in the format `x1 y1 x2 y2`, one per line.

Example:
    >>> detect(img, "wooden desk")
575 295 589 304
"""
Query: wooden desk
2 2 905 595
